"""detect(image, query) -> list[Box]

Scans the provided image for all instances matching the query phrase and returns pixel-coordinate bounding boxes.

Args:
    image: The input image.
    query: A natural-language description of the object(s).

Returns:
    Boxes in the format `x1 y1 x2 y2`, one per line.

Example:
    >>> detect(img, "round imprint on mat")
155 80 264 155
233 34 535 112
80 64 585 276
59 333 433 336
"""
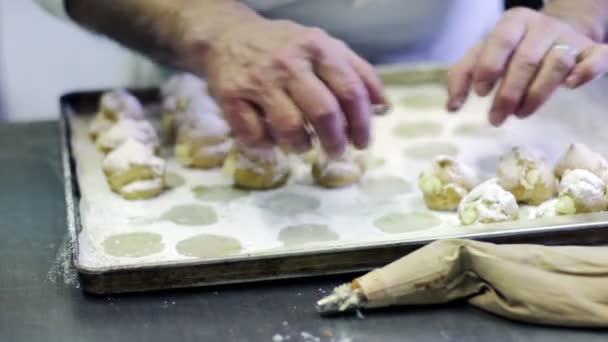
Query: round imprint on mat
400 92 446 109
393 121 443 139
453 123 503 138
477 155 500 176
176 234 242 258
404 142 459 160
257 193 321 215
193 185 249 202
360 176 412 199
165 172 186 189
374 211 441 234
102 232 164 258
278 224 339 247
161 204 218 226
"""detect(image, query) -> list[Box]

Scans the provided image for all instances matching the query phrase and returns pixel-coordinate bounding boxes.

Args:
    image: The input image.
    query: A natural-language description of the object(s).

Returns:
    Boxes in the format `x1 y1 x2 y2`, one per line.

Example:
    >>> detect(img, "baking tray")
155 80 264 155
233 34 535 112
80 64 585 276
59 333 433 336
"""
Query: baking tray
60 65 608 295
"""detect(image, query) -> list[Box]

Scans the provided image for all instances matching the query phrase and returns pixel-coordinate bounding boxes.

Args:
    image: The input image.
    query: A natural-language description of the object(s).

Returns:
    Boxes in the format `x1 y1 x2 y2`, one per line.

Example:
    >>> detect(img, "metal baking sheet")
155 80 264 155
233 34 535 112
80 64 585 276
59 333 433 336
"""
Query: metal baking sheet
61 65 608 295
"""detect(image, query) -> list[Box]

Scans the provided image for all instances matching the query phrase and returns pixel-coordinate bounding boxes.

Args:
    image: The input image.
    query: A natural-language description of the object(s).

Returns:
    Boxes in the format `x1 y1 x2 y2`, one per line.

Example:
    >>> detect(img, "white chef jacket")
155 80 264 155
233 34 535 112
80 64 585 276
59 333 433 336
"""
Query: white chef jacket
11 0 501 120
35 0 503 63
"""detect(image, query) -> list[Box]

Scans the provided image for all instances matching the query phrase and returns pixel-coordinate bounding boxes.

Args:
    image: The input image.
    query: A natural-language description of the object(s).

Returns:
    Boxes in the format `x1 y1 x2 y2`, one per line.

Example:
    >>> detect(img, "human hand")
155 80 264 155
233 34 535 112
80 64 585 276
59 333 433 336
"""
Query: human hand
201 18 388 158
565 44 608 88
447 7 596 125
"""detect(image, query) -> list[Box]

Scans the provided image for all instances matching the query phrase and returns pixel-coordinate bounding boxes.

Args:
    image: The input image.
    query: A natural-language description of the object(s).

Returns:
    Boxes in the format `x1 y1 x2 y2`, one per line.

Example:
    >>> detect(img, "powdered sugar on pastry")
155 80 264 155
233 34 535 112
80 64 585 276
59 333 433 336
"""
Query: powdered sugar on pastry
312 147 366 188
98 89 144 121
555 143 608 183
102 139 164 175
89 114 113 140
497 147 556 205
419 155 478 211
161 73 206 99
458 179 519 225
556 169 607 214
97 118 159 152
237 145 290 174
101 139 166 199
176 111 230 143
534 198 559 218
161 73 220 115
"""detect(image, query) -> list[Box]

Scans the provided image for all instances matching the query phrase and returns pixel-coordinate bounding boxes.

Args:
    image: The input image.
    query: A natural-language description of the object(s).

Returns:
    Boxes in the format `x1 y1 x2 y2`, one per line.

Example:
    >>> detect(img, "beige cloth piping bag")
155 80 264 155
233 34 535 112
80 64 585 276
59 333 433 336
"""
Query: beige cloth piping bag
354 239 608 327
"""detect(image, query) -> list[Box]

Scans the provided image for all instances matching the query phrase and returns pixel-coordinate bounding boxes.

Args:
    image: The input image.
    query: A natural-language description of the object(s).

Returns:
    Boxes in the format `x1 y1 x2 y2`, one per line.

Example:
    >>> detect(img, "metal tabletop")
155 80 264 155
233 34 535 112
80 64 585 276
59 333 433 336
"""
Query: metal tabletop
0 121 606 342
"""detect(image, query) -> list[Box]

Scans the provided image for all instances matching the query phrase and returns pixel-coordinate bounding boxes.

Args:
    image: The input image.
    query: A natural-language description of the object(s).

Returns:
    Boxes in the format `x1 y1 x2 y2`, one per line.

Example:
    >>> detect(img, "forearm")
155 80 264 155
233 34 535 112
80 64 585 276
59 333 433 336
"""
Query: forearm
66 0 260 72
543 0 608 42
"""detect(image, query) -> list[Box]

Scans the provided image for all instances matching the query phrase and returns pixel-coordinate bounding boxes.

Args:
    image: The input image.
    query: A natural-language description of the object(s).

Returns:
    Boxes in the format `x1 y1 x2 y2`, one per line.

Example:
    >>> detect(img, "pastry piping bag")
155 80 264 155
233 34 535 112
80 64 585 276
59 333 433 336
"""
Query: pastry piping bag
317 239 608 327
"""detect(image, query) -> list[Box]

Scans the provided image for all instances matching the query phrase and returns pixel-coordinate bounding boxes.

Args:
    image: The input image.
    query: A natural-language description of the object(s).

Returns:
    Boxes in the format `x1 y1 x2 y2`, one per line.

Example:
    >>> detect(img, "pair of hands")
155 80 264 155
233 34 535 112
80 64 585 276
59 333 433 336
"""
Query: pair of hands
201 8 607 158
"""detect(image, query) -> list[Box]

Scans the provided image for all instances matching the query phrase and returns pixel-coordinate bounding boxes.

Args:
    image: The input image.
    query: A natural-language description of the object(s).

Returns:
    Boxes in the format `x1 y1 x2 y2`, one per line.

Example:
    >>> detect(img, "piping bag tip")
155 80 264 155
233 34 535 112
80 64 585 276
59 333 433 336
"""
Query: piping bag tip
316 283 367 315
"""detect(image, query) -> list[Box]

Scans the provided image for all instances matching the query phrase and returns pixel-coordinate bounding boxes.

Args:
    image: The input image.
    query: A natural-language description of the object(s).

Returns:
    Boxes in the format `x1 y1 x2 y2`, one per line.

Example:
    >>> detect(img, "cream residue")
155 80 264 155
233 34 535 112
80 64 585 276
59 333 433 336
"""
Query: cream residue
316 283 367 313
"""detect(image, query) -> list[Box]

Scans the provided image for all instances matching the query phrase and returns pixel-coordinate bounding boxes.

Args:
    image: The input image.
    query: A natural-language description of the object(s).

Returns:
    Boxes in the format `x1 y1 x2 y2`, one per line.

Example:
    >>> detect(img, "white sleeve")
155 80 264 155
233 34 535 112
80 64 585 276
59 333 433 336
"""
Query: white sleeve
33 0 70 20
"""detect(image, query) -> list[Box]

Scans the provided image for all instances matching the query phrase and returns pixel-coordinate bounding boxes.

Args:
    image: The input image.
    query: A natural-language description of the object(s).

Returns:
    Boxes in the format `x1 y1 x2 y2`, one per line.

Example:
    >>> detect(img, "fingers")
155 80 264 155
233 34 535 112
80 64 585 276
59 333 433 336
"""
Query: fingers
472 14 528 97
516 45 579 116
566 44 608 88
347 51 390 106
446 44 481 112
287 72 348 159
221 99 274 148
259 90 312 153
315 52 372 150
489 28 557 126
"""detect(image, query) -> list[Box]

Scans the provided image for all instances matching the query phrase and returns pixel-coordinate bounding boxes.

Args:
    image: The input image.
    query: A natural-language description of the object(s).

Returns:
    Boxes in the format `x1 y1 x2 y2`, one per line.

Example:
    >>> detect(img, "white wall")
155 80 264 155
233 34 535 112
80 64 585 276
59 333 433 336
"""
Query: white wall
0 0 161 121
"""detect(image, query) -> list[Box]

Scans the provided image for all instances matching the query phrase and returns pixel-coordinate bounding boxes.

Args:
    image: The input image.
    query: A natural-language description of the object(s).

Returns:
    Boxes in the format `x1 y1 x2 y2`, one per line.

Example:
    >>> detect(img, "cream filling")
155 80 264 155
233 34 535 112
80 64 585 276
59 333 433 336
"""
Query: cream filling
121 178 163 194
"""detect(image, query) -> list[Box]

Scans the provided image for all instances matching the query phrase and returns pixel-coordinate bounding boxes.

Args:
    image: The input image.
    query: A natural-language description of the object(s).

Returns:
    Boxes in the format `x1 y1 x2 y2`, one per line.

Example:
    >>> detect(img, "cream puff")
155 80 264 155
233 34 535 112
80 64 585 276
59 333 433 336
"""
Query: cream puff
497 147 556 205
419 156 478 211
458 179 519 225
312 147 366 188
555 169 607 215
555 143 608 183
174 111 232 168
96 118 159 154
102 139 166 200
225 144 290 190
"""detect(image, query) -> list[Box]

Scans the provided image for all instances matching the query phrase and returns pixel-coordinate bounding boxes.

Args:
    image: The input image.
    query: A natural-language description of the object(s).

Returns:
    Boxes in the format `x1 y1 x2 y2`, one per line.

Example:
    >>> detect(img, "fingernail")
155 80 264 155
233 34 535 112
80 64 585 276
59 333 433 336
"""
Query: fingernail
447 98 464 112
373 104 390 115
565 75 580 88
328 145 347 160
489 111 504 126
514 108 528 118
475 81 493 96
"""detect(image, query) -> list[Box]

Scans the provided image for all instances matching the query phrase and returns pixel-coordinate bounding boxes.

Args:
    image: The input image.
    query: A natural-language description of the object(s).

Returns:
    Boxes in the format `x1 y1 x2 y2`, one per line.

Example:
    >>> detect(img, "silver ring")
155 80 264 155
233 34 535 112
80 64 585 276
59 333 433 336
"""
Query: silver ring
551 44 579 57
